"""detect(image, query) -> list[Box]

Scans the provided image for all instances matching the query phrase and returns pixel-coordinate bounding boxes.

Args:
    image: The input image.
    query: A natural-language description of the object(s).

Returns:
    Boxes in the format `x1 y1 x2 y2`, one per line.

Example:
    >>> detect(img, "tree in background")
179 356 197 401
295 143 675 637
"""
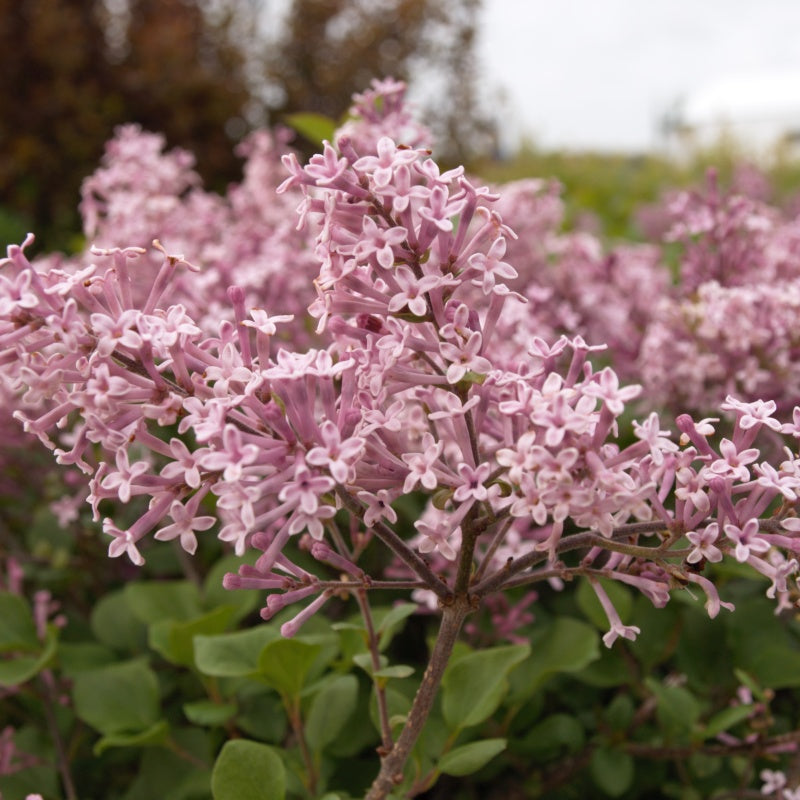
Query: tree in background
263 0 494 162
0 0 253 252
1 0 490 253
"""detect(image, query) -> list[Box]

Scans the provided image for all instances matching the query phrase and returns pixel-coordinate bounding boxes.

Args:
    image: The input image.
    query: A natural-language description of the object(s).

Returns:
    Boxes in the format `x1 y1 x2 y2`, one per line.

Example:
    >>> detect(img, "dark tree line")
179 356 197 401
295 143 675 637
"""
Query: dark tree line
1 0 490 251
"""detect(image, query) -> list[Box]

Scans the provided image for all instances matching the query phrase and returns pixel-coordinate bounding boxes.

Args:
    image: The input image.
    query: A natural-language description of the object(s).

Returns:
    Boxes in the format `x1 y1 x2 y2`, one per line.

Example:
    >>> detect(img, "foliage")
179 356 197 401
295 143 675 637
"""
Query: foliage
0 0 254 252
0 0 491 253
263 0 493 162
472 141 800 241
6 543 800 799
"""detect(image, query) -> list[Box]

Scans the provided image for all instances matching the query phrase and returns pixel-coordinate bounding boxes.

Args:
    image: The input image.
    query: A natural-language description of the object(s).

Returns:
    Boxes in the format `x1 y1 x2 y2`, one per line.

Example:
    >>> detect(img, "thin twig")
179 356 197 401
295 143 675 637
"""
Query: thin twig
336 488 450 599
287 699 317 796
472 517 514 583
365 599 472 800
472 520 677 596
38 672 78 800
356 588 394 754
315 579 432 591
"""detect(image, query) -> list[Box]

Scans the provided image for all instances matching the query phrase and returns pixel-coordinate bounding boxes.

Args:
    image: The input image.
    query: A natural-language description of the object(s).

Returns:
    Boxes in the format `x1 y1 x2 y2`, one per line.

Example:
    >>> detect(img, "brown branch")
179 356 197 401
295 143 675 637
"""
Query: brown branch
356 588 394 755
472 520 679 597
365 598 472 800
336 487 451 599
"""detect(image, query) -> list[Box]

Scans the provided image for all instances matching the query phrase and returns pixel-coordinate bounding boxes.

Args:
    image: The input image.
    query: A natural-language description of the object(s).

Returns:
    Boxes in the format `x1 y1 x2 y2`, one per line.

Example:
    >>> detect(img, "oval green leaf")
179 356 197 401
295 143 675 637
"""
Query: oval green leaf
257 638 321 698
195 625 280 677
304 674 359 752
590 746 634 797
438 738 507 777
211 739 285 800
72 658 160 735
442 644 529 731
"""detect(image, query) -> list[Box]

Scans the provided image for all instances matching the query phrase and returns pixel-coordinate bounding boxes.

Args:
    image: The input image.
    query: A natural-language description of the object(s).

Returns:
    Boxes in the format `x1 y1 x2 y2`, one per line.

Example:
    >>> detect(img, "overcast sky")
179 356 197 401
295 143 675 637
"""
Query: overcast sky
476 0 800 151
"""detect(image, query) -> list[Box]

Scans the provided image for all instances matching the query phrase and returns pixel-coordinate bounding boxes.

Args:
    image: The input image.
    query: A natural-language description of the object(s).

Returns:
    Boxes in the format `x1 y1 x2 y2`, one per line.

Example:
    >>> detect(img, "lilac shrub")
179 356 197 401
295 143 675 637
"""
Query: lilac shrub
5 81 800 797
493 178 670 376
78 123 318 344
639 171 800 414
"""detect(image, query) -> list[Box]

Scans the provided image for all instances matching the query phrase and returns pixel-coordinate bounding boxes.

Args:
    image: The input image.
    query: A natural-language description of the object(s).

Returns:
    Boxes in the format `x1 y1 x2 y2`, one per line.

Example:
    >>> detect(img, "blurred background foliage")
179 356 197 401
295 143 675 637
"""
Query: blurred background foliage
0 0 491 253
473 140 800 241
1 0 251 251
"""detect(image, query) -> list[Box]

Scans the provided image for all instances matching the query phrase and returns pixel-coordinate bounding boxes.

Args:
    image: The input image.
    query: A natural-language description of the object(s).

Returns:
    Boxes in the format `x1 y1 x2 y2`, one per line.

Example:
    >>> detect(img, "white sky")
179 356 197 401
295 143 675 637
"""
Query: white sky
477 0 800 151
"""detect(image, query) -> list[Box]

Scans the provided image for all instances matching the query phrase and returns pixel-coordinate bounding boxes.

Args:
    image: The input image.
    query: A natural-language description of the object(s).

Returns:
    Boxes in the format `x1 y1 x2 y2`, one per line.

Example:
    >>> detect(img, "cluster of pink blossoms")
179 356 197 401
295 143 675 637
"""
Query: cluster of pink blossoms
490 165 800 416
639 171 800 414
3 80 800 649
490 178 670 375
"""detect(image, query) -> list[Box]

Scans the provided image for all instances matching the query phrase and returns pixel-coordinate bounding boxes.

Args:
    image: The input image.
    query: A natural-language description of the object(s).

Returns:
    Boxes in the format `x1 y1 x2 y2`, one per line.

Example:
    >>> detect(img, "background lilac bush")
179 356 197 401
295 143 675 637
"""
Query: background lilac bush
4 81 800 799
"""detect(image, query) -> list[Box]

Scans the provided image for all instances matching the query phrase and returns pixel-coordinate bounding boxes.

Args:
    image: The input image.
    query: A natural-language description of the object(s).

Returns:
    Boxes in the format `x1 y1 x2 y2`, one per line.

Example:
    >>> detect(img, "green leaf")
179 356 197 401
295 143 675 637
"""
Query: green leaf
195 625 280 677
236 687 288 743
375 603 418 650
0 624 58 686
373 665 414 680
305 674 359 752
733 669 771 703
0 592 38 650
149 604 236 667
183 699 238 727
702 704 754 739
90 589 148 651
327 684 379 758
737 644 800 688
519 713 585 758
590 746 634 797
724 587 800 688
93 719 169 755
336 624 368 667
125 580 202 624
352 651 387 676
298 632 341 682
122 728 212 800
0 655 44 687
331 621 364 632
509 617 600 701
211 739 285 800
604 694 635 732
257 638 321 698
574 645 630 688
646 678 702 739
0 764 60 800
369 686 411 737
284 112 337 146
628 597 680 671
438 738 507 777
674 601 729 690
72 658 160 735
58 642 117 676
442 644 529 731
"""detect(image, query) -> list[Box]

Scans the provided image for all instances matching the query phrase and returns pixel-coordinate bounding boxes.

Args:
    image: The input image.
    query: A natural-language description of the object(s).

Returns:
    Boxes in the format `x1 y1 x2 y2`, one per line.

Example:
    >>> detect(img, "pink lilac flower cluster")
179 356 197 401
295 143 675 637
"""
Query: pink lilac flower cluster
0 95 331 522
639 171 800 414
5 81 800 653
333 77 433 155
481 178 670 379
494 167 800 417
77 122 319 344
